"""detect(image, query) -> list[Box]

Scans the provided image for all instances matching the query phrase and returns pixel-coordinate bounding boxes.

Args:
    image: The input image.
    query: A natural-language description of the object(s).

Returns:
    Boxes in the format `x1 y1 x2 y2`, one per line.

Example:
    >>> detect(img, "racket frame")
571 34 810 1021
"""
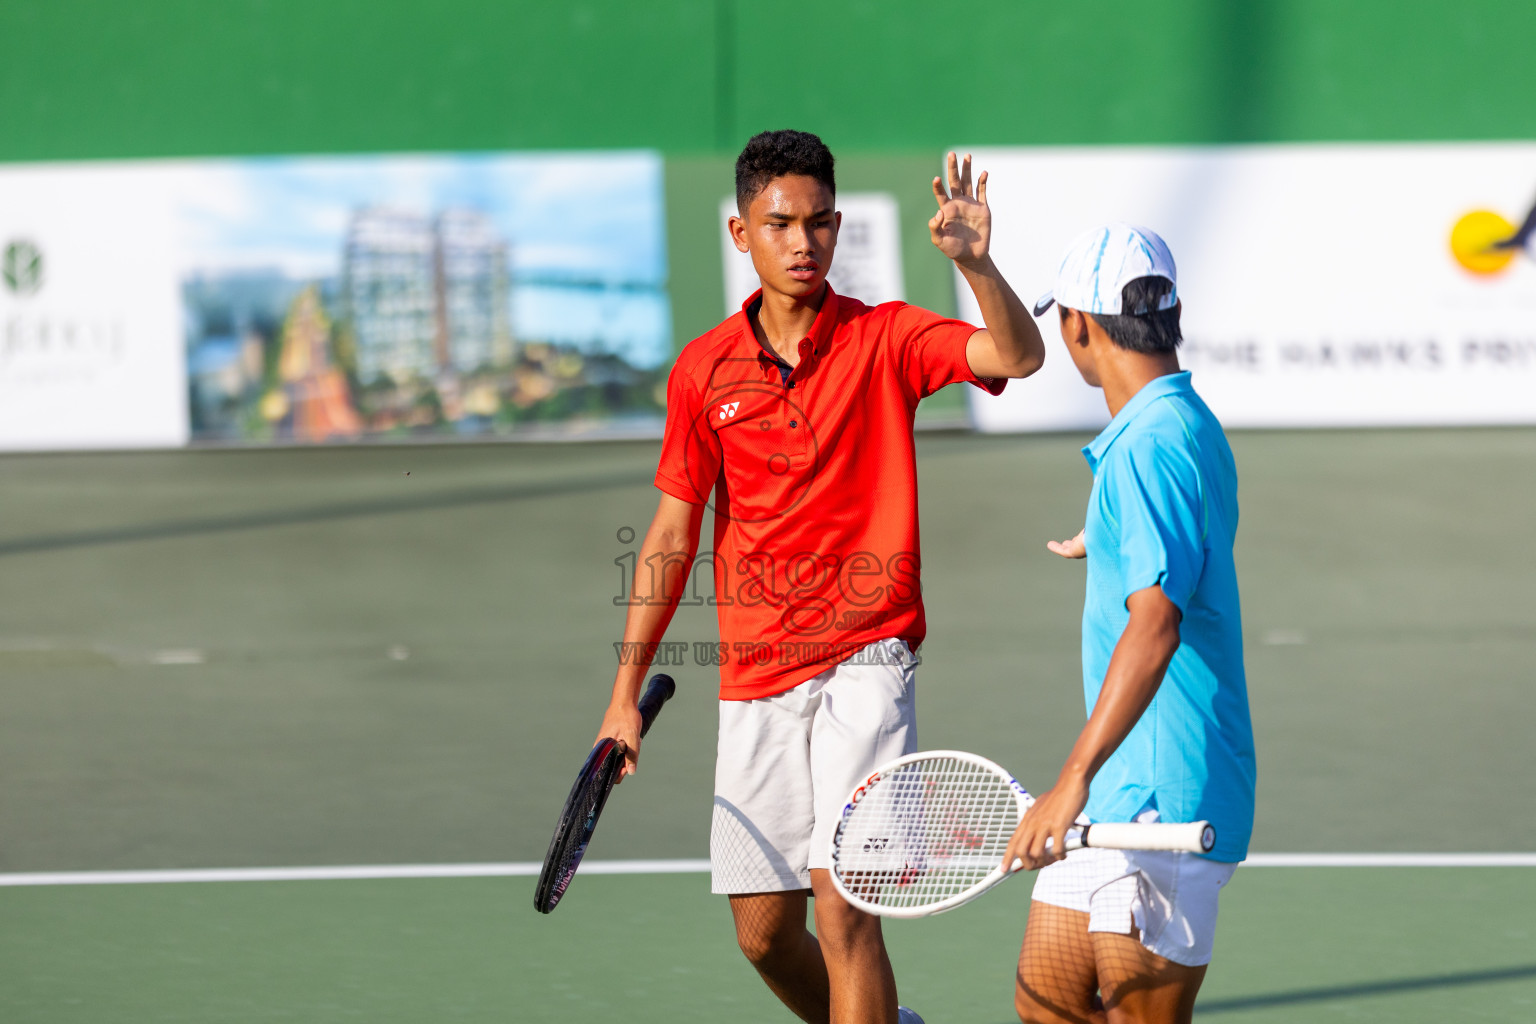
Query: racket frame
533 673 676 914
828 749 1215 919
829 750 1029 919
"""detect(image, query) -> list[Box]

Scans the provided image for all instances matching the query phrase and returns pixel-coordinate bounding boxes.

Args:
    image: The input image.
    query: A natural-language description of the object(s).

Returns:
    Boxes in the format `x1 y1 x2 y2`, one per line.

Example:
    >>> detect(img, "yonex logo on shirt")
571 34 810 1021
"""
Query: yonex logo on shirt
719 402 740 420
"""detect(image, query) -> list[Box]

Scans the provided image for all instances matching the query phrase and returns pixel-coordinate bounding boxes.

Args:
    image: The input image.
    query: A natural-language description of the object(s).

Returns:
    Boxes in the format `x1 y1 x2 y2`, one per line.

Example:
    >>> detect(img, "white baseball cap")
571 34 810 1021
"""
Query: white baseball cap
1032 223 1178 317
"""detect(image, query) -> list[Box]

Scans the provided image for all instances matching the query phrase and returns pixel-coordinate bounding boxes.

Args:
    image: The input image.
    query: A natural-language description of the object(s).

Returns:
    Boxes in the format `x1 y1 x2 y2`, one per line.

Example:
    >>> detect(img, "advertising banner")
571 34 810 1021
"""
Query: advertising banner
0 152 671 449
7 144 1534 448
0 163 187 449
957 144 1536 431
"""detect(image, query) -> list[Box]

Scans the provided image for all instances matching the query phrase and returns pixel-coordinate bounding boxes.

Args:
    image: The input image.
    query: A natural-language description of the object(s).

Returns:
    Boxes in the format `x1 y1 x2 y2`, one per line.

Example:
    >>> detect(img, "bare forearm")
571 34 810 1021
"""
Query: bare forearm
609 512 700 704
1057 595 1181 786
1004 588 1181 868
611 590 686 700
596 495 702 771
958 255 1044 377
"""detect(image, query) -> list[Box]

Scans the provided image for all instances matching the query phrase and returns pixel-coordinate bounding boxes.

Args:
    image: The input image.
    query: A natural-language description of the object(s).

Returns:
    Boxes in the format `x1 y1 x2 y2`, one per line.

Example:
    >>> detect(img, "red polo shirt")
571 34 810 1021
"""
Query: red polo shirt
655 286 1005 700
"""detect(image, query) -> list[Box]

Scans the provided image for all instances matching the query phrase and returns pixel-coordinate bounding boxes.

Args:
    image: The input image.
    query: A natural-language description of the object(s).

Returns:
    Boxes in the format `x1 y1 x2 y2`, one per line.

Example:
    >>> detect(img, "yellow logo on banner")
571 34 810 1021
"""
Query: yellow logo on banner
1449 200 1532 276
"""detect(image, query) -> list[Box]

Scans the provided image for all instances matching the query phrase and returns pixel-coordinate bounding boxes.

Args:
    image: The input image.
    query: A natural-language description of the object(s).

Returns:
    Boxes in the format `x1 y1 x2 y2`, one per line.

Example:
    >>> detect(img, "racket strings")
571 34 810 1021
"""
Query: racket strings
833 757 1020 910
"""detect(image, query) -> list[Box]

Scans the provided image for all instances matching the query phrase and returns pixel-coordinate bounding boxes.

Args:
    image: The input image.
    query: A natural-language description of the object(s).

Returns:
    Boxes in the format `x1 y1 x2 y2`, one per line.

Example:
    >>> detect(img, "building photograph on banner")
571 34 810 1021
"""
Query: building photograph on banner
0 151 671 450
179 152 671 443
720 192 905 315
958 143 1536 431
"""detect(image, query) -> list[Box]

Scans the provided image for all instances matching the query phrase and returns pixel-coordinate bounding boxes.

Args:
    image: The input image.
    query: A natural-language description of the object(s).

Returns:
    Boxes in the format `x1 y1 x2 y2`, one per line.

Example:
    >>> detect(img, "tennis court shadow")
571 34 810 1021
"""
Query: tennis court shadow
983 963 1536 1022
1191 963 1536 1016
710 797 806 893
0 468 653 558
3 433 1044 560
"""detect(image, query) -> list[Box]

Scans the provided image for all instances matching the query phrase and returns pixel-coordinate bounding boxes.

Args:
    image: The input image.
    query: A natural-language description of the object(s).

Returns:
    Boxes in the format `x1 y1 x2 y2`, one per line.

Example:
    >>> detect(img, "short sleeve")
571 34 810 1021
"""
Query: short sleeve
1107 435 1206 613
888 303 1006 401
654 359 721 504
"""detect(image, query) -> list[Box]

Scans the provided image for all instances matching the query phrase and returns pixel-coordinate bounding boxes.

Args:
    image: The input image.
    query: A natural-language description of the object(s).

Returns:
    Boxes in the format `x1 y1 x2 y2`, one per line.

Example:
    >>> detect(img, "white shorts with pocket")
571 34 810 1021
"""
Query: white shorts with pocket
709 638 918 894
1031 837 1237 967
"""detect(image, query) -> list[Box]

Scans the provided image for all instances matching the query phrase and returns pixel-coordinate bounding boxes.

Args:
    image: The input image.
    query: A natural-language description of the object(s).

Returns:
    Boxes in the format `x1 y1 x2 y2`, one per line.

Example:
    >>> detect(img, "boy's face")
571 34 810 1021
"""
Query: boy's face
729 175 840 300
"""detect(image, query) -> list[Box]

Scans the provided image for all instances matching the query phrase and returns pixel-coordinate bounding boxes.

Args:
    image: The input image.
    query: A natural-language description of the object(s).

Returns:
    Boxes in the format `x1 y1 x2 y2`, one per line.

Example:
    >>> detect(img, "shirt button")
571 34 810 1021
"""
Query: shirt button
788 381 796 389
789 420 798 428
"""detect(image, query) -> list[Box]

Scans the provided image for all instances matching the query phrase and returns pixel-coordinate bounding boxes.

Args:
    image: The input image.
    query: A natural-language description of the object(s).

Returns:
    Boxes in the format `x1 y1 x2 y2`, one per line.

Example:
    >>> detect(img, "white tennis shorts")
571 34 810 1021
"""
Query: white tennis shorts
1031 833 1237 967
709 638 918 894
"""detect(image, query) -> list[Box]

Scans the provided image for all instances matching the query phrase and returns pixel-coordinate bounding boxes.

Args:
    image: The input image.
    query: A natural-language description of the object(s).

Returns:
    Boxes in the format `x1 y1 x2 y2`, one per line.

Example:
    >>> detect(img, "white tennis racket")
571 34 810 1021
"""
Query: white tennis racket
828 750 1215 918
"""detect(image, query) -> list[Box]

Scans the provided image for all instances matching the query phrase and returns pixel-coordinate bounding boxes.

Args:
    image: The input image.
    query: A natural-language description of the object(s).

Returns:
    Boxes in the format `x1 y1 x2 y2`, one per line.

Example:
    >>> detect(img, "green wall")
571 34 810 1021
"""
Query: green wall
4 1 1533 354
4 1 1533 161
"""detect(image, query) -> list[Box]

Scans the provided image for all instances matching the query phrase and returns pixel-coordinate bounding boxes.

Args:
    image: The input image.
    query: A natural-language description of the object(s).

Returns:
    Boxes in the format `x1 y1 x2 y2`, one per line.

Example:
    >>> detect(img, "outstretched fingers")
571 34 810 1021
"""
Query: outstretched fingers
1047 529 1087 559
931 174 948 208
976 168 988 206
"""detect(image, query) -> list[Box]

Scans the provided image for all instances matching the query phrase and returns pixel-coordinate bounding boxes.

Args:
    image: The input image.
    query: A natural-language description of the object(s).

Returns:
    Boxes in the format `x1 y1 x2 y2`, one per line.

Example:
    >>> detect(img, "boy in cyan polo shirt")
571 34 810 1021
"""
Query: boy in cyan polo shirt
1003 225 1256 1024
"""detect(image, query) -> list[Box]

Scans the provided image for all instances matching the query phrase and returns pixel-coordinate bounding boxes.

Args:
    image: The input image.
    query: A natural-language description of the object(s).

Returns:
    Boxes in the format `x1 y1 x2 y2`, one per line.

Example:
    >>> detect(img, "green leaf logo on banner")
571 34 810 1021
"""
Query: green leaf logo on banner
3 240 44 296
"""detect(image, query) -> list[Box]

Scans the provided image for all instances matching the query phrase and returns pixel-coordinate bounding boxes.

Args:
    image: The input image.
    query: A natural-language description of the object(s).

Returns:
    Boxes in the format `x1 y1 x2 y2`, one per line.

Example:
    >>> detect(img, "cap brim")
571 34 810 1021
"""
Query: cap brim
1031 291 1056 318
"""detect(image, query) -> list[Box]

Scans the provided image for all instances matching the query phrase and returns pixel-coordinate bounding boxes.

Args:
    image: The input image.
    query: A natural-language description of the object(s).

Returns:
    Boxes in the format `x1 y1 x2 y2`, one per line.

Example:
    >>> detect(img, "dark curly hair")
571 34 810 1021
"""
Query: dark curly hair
735 130 836 212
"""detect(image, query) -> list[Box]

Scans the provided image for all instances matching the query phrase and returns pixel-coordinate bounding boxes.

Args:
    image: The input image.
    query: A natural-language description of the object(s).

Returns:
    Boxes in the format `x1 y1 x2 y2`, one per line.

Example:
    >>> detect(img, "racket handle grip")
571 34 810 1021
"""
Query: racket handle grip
1080 821 1216 853
637 674 676 737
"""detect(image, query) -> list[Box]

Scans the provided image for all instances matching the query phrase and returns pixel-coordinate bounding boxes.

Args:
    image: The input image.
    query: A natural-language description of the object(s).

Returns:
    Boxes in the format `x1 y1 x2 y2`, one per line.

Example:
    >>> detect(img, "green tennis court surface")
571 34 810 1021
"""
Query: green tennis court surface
4 869 1534 1022
1 429 1533 1020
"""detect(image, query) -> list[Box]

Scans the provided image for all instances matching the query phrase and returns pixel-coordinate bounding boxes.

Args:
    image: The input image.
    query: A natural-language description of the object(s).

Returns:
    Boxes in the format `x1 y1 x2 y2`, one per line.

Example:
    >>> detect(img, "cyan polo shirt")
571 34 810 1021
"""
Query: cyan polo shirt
1079 371 1256 862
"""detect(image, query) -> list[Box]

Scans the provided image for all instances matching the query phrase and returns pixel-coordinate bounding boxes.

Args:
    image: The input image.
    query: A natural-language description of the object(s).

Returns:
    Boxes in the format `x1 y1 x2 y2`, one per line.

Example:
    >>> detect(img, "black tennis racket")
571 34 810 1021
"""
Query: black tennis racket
533 673 676 914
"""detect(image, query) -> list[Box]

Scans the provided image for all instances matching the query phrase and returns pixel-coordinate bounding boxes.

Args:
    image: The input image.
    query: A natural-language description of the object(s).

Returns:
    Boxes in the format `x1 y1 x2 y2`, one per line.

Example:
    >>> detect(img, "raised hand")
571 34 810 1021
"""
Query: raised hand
929 151 991 267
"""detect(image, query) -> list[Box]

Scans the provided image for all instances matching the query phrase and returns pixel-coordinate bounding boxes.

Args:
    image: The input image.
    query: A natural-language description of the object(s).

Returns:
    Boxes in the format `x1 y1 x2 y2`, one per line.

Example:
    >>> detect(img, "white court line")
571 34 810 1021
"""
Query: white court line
0 860 712 887
0 854 1532 887
1242 853 1536 867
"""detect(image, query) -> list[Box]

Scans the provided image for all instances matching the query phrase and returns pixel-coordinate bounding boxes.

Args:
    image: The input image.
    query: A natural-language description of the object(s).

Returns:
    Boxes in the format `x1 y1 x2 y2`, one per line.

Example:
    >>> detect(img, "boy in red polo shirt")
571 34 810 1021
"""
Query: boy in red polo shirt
595 130 1044 1024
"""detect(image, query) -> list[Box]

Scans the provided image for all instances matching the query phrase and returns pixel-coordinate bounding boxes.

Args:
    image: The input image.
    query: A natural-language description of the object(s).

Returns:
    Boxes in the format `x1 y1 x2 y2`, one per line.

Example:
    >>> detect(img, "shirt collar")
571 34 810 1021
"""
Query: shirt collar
1082 371 1193 471
740 284 839 377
